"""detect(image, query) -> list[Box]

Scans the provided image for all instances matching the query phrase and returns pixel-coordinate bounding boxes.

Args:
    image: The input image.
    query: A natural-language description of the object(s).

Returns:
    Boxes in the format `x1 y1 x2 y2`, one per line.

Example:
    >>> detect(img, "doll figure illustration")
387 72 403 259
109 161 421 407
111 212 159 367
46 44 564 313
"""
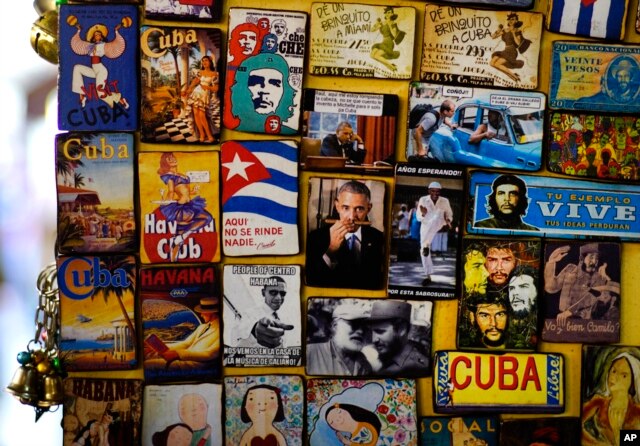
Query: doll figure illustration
239 384 288 446
157 152 214 262
325 403 381 446
489 12 531 83
183 55 219 143
152 423 194 446
67 15 132 109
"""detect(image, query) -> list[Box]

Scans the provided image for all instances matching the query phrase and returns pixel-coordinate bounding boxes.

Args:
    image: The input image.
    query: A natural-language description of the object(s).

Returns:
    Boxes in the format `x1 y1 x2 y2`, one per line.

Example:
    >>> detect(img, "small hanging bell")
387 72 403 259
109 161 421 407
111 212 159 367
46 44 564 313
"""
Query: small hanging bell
30 9 58 64
33 0 56 15
38 373 64 408
5 365 40 405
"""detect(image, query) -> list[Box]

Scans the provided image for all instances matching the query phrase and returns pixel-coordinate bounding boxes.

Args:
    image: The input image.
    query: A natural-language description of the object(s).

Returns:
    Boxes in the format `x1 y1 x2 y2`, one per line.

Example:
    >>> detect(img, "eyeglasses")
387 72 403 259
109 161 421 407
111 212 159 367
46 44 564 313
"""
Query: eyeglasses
268 290 286 297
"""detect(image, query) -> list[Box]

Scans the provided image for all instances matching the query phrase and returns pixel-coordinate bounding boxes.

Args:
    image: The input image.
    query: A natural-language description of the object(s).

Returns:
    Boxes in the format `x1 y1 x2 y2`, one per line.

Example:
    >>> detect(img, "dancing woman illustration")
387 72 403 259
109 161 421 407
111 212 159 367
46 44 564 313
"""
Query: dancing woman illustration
489 12 531 83
184 55 219 143
370 6 406 72
67 15 132 109
157 152 214 262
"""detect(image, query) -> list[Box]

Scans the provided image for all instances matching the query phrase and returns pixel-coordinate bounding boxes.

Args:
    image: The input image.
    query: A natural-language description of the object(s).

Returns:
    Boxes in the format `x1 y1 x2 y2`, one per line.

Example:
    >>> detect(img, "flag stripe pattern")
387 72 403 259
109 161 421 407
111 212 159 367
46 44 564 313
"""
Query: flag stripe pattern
548 0 626 39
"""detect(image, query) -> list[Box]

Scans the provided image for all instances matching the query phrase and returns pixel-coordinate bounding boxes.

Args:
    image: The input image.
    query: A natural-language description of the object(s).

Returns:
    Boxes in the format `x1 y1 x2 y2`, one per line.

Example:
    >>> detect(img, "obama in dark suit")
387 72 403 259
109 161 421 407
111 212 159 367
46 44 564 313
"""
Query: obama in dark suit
305 180 385 290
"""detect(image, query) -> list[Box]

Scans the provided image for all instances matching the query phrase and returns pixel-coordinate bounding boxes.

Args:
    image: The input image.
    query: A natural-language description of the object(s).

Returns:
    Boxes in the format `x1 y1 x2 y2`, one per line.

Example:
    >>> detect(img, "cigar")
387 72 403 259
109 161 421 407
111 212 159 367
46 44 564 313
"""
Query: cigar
324 219 372 225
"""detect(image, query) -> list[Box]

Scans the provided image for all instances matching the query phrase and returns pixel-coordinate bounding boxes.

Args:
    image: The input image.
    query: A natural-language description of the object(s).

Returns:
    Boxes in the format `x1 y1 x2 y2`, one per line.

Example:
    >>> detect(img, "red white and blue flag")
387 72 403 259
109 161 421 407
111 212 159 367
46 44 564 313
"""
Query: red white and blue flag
547 0 628 40
221 140 299 255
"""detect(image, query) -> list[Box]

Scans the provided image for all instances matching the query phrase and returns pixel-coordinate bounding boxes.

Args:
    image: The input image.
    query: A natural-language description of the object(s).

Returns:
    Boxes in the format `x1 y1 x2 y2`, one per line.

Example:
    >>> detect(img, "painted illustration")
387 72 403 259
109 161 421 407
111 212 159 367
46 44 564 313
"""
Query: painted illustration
223 8 307 134
542 241 620 343
140 265 220 381
421 5 542 90
309 3 415 79
138 151 219 264
140 26 222 144
221 140 299 256
550 42 640 112
145 0 221 22
62 378 142 446
406 83 545 170
223 265 301 367
142 383 222 446
306 298 432 376
547 111 640 181
388 164 464 299
546 0 628 40
224 375 304 446
499 417 581 446
458 237 540 351
58 255 137 372
55 132 135 254
581 346 640 445
305 178 387 290
307 378 418 446
420 416 498 445
58 4 138 131
301 89 398 167
468 170 640 239
439 0 532 6
433 351 564 413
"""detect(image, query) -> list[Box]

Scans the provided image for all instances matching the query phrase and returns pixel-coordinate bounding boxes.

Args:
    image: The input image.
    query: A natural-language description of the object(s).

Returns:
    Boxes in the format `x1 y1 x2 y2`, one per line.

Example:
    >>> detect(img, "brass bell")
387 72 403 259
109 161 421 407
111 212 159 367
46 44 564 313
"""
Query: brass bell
30 10 58 65
33 0 56 15
38 374 64 408
5 365 39 405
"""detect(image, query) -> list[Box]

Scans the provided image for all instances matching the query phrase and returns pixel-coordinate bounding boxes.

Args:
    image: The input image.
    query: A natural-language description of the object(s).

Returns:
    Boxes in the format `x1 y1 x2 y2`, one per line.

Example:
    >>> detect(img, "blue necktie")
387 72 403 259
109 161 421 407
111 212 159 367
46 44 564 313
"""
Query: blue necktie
347 235 355 251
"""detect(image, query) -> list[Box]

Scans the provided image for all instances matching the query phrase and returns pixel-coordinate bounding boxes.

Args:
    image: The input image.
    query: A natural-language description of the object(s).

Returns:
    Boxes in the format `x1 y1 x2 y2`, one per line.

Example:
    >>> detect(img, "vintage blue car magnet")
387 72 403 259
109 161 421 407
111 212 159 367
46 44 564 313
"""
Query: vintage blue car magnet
433 350 564 414
468 170 640 240
407 82 545 170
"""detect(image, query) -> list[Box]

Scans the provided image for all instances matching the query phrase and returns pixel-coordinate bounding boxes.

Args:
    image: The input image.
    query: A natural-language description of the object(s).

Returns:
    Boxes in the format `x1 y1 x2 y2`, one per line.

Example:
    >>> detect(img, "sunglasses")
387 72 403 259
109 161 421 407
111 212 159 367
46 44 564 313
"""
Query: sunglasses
268 290 286 297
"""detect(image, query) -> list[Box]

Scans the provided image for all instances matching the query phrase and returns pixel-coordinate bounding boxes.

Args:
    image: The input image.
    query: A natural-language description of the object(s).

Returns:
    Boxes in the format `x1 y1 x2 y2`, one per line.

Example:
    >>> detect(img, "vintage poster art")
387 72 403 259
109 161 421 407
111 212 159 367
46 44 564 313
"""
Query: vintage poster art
547 111 640 181
388 164 464 300
439 0 532 7
224 375 304 446
307 378 418 446
62 378 142 446
420 5 543 90
223 8 307 135
406 82 545 170
221 140 299 256
58 255 137 372
140 25 223 144
58 4 138 131
468 170 640 240
420 416 498 445
306 298 432 377
550 42 640 113
301 89 398 167
138 151 220 264
140 265 221 381
55 132 136 255
309 3 416 79
223 264 302 367
581 346 640 445
541 240 620 344
433 351 564 413
142 383 222 446
458 237 540 351
499 417 581 446
546 0 629 40
145 0 221 22
305 177 387 290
